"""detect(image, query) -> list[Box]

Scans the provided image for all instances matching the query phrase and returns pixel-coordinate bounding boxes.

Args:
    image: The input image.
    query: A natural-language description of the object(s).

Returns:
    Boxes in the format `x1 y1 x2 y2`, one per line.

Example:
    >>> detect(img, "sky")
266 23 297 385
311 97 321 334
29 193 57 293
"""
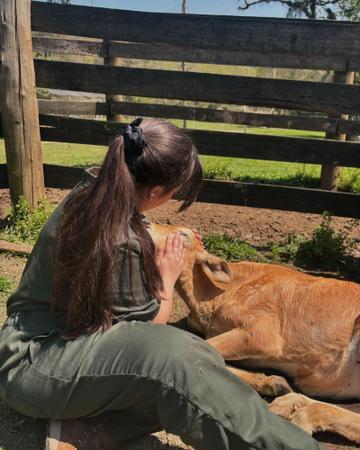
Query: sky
37 0 288 18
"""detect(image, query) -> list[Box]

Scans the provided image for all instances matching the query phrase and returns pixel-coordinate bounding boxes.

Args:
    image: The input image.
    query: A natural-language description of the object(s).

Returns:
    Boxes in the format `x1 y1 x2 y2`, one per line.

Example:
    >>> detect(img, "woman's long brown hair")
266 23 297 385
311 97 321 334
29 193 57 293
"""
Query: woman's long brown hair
51 118 202 339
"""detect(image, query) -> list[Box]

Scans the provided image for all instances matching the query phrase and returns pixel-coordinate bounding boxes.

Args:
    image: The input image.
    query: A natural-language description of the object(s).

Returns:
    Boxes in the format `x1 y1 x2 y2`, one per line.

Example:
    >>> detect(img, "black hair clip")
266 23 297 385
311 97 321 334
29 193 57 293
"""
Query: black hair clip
123 117 146 169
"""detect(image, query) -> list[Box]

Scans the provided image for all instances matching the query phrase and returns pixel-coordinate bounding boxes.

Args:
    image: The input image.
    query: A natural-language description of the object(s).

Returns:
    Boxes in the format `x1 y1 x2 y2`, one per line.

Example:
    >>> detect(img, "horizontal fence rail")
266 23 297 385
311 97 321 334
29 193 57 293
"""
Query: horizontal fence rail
34 60 360 115
36 100 360 136
31 2 360 72
2 114 360 168
1 163 359 218
1 99 357 140
30 37 360 72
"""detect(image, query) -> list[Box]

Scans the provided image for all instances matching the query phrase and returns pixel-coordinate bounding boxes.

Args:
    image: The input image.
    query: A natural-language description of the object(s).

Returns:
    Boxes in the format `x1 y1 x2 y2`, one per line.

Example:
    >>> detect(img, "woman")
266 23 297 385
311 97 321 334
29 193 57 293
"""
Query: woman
0 118 323 449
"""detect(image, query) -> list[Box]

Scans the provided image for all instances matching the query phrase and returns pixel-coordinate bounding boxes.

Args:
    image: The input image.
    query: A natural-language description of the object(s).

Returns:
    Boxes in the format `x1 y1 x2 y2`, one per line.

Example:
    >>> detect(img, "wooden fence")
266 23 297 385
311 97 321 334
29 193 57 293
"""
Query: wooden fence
1 1 360 217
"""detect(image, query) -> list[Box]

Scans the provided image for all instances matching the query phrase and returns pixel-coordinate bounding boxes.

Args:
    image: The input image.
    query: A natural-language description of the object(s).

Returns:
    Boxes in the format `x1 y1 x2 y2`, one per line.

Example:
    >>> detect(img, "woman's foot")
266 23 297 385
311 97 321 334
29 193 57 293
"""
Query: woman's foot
45 417 118 450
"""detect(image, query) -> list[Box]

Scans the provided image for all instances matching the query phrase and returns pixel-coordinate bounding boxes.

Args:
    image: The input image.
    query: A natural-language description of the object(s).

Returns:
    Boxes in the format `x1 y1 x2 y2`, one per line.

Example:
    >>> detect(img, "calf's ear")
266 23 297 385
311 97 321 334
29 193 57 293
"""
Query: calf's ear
197 254 233 283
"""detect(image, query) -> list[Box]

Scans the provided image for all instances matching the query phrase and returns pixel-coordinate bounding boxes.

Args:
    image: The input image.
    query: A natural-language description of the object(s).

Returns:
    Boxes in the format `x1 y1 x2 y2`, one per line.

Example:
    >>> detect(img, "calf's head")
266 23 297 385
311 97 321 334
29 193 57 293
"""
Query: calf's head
147 223 233 317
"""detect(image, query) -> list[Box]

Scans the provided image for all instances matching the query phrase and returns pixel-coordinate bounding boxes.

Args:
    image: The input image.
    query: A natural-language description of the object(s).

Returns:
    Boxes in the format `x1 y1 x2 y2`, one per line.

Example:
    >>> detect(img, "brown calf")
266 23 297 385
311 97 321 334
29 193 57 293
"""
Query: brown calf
149 223 360 443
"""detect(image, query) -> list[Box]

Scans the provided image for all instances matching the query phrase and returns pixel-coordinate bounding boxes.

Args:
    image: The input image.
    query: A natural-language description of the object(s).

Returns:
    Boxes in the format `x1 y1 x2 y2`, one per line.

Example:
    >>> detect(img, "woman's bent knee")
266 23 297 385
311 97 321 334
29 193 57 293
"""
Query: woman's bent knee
78 321 224 382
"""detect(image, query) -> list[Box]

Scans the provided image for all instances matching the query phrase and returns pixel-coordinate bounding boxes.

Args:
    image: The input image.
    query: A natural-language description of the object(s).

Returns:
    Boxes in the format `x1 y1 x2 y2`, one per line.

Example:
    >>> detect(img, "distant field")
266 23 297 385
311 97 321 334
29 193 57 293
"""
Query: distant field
1 123 359 193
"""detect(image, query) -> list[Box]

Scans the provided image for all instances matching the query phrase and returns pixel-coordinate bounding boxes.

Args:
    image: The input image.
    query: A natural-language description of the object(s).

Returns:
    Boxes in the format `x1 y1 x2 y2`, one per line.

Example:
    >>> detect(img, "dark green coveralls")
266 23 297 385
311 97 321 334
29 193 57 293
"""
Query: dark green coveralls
0 168 324 450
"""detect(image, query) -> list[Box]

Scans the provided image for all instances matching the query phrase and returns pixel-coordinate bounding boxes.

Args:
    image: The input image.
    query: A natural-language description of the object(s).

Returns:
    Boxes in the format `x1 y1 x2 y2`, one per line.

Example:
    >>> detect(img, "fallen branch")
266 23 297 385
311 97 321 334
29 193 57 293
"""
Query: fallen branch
0 239 33 256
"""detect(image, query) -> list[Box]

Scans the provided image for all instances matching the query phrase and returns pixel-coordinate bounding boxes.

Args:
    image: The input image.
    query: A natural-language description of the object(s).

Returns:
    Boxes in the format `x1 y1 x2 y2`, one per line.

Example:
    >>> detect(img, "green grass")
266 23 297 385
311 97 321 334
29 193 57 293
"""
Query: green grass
203 234 266 262
0 141 107 167
0 275 12 294
200 157 360 192
0 195 55 245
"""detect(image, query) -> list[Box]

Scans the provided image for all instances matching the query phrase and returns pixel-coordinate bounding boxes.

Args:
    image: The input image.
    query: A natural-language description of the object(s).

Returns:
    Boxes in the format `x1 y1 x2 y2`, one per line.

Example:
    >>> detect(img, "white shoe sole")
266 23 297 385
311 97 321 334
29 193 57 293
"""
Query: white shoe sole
45 419 77 450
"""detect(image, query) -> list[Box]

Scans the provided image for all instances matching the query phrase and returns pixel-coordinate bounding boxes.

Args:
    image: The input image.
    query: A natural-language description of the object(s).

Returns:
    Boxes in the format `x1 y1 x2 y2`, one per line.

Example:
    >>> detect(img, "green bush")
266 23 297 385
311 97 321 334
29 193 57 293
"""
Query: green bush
0 275 12 293
0 196 54 245
271 234 307 261
271 213 358 270
203 234 265 262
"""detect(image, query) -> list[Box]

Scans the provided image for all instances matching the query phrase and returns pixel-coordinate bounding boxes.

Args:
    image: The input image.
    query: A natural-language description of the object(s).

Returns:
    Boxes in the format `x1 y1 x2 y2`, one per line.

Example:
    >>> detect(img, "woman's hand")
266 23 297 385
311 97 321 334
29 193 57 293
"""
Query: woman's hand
156 232 186 299
152 233 186 324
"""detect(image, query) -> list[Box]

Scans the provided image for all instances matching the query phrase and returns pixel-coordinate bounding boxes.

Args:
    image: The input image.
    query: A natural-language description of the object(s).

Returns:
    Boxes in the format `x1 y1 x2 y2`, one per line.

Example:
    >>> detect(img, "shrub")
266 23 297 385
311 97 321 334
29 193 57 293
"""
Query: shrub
271 234 307 261
271 212 358 271
0 196 54 245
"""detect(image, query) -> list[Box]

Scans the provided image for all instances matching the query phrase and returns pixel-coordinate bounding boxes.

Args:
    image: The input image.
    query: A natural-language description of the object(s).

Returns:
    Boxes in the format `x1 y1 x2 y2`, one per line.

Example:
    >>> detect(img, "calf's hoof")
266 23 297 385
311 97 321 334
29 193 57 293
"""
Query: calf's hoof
269 393 314 419
261 375 293 397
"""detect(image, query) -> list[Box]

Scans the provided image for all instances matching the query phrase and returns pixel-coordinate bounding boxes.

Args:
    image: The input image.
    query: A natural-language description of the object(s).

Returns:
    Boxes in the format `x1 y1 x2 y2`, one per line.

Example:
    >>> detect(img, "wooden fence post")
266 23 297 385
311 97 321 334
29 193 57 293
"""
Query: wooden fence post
320 70 355 191
103 41 125 123
182 0 188 129
0 0 45 209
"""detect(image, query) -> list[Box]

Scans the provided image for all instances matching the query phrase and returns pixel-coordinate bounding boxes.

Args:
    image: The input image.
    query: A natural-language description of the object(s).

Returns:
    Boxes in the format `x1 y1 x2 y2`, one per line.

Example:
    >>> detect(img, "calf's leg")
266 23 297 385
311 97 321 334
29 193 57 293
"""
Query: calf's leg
207 327 292 397
206 318 283 360
270 393 360 444
225 365 293 397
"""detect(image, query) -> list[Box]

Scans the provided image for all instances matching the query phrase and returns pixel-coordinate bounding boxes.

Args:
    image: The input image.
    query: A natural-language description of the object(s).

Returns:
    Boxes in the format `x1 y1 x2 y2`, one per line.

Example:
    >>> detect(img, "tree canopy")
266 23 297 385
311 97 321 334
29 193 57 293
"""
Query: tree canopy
238 0 360 20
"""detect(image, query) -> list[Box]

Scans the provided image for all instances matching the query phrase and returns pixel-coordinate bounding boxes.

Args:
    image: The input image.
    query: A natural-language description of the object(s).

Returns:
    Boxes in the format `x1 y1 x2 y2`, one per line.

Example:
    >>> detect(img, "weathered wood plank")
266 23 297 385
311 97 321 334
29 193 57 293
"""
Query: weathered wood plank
1 163 358 218
43 164 84 189
198 180 360 218
36 100 360 136
31 2 360 72
39 114 124 134
32 36 104 57
106 41 360 72
3 113 358 168
190 129 360 168
0 163 83 189
35 121 360 168
34 60 360 115
31 36 359 72
0 0 45 209
39 127 108 146
38 100 109 116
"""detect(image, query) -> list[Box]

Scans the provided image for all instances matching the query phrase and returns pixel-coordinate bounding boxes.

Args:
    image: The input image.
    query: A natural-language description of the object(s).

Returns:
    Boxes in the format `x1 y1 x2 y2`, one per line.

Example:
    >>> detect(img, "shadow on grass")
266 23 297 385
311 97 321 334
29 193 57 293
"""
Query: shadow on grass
295 254 360 283
203 167 322 189
231 174 320 189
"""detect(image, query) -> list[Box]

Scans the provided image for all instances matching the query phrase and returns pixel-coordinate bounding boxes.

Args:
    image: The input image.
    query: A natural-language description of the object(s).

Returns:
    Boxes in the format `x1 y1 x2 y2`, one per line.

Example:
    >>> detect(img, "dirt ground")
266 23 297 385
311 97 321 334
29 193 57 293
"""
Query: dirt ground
2 187 360 246
0 187 360 450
